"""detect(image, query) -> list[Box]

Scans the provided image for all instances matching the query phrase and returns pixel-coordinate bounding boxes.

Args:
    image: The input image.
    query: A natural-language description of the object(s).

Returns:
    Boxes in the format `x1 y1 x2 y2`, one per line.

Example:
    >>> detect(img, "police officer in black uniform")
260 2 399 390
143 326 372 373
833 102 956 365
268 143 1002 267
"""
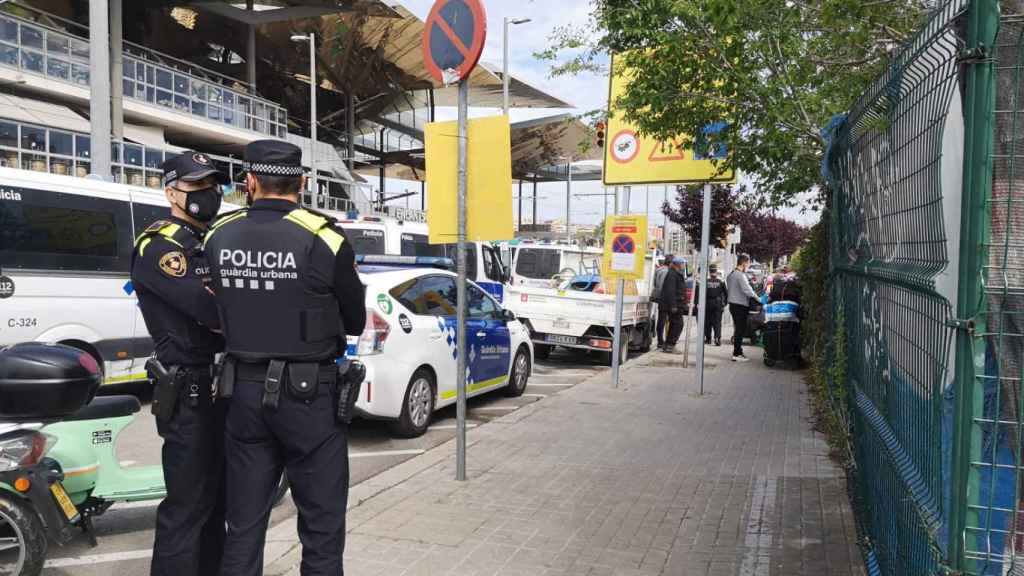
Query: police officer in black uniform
205 140 365 576
130 152 227 576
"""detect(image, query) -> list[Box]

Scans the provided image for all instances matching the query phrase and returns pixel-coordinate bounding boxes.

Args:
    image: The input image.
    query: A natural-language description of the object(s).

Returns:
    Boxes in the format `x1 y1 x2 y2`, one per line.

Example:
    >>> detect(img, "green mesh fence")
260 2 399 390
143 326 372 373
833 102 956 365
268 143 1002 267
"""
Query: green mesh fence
961 12 1024 575
823 0 968 573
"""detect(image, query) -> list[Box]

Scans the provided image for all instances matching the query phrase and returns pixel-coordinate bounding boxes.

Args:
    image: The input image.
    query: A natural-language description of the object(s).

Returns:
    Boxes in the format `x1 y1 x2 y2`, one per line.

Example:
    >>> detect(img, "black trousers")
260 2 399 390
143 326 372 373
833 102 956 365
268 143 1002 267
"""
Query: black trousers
664 309 685 347
656 305 671 346
730 303 750 357
704 306 723 342
221 370 348 576
152 370 226 576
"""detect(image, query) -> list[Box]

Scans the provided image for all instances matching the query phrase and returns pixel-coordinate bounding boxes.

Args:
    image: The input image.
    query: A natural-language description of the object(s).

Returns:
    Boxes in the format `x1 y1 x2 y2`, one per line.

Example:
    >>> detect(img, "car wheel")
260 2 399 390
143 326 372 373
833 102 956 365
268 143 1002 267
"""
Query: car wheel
764 357 776 367
505 348 530 397
533 344 552 360
604 330 630 366
391 368 435 438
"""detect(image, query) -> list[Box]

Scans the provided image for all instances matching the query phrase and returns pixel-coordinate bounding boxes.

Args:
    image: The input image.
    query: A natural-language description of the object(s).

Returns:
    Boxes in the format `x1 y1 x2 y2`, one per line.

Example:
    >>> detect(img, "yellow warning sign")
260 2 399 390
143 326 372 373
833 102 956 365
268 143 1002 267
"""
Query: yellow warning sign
603 54 736 186
601 214 648 281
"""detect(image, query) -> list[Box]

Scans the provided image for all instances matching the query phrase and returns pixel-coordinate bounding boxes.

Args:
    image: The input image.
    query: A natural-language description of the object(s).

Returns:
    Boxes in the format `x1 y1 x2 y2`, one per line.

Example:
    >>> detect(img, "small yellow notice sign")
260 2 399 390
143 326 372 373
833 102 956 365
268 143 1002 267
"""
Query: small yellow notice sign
425 115 513 244
602 214 648 281
603 53 736 186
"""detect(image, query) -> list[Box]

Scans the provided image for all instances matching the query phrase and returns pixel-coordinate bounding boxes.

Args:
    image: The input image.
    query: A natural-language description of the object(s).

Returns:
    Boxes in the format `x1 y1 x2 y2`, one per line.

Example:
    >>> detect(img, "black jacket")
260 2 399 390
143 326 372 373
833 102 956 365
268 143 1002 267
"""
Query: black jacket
660 268 687 310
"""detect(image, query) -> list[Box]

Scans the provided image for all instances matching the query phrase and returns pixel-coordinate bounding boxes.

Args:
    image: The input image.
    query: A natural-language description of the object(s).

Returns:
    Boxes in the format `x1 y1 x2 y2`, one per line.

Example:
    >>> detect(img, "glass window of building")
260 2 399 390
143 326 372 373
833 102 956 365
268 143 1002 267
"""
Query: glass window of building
75 134 90 158
173 74 188 94
155 68 172 91
20 126 44 152
123 59 135 79
110 142 119 163
0 121 17 148
0 16 16 43
46 33 67 56
124 144 143 166
47 57 69 80
48 130 72 156
19 25 42 50
21 50 43 73
144 148 163 169
69 38 88 61
71 62 88 85
0 44 16 67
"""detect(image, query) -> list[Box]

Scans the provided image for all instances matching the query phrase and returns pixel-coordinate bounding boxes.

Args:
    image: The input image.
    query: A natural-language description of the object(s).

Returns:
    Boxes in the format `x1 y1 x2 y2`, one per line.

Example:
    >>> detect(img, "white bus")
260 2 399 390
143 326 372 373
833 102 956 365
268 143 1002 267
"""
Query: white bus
0 168 238 385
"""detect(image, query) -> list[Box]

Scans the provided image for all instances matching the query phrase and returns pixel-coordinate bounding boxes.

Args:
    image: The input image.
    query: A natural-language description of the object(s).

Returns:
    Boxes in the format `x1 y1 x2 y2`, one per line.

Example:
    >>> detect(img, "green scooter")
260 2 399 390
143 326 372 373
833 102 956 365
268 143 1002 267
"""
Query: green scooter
0 344 289 575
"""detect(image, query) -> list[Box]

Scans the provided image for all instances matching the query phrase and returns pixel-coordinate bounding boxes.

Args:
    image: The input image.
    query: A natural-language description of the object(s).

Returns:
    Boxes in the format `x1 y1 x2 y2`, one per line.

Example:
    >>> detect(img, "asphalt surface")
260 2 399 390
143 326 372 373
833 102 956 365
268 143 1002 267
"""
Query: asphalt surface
36 347 613 576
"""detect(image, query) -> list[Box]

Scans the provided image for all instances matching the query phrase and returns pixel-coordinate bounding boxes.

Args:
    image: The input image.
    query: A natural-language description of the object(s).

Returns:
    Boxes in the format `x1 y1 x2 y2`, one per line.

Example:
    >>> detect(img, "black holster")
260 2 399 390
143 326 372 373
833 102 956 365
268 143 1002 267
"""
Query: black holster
147 358 181 422
215 356 236 399
335 360 365 425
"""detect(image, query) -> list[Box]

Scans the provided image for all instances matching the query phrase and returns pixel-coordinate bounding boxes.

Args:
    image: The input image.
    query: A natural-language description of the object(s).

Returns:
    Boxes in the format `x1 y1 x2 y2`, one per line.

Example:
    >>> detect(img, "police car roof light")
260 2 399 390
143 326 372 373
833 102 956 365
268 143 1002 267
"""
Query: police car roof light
355 255 455 270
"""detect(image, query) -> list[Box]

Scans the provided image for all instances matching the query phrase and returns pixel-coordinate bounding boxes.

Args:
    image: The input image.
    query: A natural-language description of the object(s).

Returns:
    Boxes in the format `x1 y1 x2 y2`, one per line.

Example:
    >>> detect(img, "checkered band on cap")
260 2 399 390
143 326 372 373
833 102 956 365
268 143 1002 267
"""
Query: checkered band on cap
244 162 304 176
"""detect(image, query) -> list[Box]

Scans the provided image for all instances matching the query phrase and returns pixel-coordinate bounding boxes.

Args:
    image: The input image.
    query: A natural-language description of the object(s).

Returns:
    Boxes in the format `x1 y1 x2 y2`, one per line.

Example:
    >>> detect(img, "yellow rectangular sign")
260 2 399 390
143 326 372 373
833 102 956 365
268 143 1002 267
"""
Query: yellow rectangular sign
603 53 736 186
602 214 648 281
425 115 514 244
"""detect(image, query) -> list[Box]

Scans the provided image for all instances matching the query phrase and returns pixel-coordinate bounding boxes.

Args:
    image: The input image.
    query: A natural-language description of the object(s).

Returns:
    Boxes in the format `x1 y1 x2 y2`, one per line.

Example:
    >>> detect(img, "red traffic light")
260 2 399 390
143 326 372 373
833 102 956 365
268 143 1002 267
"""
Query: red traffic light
595 121 606 148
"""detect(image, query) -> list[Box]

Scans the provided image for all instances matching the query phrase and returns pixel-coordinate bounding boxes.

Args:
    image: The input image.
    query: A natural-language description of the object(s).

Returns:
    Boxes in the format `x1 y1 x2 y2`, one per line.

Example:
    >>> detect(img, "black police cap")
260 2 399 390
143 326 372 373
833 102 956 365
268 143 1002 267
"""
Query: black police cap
243 139 304 177
162 151 229 186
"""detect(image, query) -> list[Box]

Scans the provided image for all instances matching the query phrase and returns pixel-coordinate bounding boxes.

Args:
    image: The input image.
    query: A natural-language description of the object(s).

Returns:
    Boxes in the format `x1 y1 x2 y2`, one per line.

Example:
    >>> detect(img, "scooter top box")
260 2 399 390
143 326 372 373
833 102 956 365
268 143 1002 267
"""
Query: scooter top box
0 342 101 421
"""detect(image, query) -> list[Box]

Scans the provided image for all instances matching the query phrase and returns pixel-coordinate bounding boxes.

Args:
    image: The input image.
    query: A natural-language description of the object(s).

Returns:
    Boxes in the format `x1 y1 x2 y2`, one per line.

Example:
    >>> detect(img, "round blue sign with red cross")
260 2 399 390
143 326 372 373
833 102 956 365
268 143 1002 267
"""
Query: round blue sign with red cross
612 234 635 254
422 0 488 85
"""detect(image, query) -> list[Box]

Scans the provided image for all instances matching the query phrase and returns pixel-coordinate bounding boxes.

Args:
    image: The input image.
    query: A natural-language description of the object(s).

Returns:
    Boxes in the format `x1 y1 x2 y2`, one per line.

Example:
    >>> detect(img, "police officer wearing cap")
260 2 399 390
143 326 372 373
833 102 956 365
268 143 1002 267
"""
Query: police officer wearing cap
130 151 227 575
204 140 365 575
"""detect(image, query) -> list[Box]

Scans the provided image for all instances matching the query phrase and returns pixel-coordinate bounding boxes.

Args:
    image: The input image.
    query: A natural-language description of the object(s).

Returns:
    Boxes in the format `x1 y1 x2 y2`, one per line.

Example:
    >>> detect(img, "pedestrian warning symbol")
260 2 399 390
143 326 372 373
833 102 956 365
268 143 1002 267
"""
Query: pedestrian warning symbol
603 53 735 186
602 215 648 281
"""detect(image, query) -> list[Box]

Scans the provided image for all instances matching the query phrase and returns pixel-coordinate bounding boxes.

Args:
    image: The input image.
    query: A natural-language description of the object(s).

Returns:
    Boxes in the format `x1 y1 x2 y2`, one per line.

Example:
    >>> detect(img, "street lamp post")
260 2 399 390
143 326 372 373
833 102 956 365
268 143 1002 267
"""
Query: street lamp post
502 17 531 115
291 33 317 206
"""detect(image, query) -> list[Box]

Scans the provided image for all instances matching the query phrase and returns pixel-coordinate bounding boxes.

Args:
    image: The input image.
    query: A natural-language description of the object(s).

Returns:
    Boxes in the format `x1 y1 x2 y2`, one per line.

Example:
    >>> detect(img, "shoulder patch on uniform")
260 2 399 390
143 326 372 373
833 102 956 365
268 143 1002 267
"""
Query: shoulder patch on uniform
145 219 172 233
158 251 187 278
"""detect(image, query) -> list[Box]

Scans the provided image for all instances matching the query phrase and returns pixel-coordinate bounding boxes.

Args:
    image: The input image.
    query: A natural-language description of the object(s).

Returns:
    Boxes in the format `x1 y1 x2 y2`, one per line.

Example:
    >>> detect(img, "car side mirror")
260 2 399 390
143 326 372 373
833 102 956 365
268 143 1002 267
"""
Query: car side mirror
501 309 516 322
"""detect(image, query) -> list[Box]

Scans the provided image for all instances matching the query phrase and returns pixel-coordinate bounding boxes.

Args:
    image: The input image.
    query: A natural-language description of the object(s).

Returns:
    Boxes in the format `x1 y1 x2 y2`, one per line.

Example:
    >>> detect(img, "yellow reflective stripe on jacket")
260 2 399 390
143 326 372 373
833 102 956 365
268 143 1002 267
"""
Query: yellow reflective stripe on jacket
134 222 183 255
284 209 344 255
137 237 152 257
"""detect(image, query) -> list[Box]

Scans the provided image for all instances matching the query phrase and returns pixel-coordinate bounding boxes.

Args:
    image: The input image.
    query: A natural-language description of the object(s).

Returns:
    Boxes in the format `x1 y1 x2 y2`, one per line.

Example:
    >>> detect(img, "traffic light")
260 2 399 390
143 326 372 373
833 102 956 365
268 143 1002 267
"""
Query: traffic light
595 121 606 149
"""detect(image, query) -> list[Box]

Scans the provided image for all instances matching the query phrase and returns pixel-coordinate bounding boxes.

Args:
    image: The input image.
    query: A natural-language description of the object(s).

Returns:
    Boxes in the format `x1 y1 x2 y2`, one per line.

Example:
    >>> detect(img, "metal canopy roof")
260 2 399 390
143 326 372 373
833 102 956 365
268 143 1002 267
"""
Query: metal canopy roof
353 112 599 182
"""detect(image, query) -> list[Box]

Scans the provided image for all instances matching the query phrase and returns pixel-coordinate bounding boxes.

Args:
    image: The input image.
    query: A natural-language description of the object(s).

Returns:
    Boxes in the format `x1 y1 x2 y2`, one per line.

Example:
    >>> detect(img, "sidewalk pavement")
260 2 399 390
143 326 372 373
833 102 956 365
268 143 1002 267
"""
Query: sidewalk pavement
265 330 865 576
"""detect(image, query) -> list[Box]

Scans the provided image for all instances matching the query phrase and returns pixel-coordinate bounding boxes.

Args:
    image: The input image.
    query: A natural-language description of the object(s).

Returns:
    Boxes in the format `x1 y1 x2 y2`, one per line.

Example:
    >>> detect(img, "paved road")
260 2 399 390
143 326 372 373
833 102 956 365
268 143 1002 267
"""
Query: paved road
38 347 611 575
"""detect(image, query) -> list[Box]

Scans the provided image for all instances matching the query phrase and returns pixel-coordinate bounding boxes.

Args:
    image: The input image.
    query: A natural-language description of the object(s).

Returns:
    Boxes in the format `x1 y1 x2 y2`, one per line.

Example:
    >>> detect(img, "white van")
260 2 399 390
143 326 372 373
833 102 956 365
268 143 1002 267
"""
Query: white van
339 216 509 301
0 167 236 385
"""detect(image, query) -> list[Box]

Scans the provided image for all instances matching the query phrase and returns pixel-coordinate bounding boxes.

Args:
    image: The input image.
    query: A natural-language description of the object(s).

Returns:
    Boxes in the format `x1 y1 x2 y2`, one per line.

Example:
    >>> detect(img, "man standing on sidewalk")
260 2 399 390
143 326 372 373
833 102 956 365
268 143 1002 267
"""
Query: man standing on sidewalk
727 254 759 362
652 254 673 349
660 256 688 353
704 264 726 346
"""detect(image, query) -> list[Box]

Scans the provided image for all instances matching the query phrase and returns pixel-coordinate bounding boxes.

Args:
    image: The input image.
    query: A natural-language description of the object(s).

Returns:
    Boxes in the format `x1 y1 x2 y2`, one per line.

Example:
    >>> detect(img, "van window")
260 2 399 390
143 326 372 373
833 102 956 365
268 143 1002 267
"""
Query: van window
344 227 386 255
131 203 170 238
400 233 446 257
515 248 562 279
482 246 503 281
0 186 132 272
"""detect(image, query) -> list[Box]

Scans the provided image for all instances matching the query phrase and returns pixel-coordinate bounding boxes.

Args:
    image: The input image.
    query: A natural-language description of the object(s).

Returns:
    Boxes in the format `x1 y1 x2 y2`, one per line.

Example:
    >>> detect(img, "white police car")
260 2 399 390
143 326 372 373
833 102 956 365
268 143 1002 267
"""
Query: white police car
348 257 533 437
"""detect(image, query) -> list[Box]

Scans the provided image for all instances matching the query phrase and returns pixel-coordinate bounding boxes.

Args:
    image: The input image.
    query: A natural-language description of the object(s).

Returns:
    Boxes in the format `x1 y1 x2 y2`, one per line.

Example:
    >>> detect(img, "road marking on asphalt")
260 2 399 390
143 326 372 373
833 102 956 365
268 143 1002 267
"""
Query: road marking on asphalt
113 500 160 510
522 393 548 398
526 382 576 387
119 460 137 467
42 549 153 568
350 449 426 458
472 405 518 411
430 423 479 430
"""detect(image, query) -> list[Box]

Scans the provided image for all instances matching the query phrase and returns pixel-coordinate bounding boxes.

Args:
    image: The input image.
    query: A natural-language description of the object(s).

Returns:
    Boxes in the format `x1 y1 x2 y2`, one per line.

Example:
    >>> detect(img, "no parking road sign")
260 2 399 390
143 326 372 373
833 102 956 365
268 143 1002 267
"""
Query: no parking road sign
422 0 487 85
602 215 648 281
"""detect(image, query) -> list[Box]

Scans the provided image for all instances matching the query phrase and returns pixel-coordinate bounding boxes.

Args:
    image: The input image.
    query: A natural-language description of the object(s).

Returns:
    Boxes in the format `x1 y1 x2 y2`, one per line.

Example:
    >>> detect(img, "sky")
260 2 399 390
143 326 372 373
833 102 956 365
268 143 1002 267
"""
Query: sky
384 0 821 229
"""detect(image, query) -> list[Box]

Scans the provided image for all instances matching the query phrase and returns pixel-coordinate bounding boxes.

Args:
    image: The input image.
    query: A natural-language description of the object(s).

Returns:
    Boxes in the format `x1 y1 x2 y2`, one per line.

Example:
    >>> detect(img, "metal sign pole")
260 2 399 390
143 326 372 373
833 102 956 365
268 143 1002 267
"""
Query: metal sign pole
695 183 712 395
611 279 625 387
610 186 624 388
455 79 469 481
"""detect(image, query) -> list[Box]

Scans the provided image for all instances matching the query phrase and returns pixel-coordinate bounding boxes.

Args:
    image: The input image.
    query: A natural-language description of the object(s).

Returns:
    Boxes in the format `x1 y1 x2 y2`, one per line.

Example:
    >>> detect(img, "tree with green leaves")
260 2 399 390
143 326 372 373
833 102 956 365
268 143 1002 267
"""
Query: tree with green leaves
537 0 930 206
